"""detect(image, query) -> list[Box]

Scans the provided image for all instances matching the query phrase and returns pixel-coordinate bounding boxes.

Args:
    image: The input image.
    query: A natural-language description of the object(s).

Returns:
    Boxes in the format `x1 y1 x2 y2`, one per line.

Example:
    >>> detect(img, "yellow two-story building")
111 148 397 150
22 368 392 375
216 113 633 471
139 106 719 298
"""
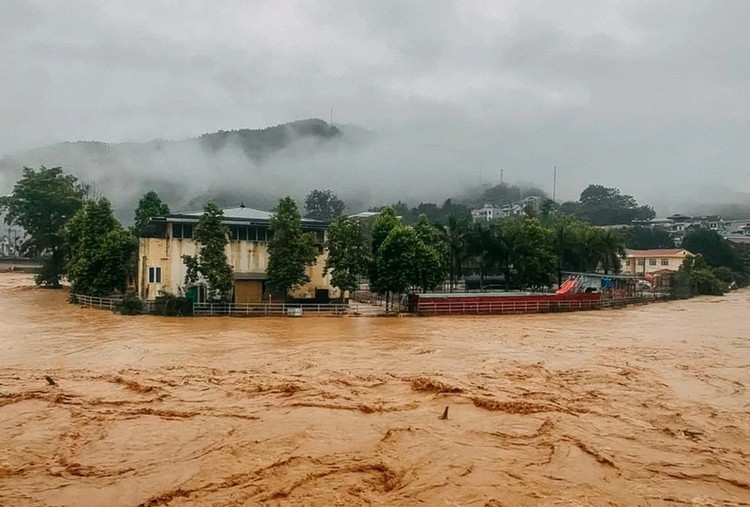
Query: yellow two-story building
137 205 334 303
621 248 694 276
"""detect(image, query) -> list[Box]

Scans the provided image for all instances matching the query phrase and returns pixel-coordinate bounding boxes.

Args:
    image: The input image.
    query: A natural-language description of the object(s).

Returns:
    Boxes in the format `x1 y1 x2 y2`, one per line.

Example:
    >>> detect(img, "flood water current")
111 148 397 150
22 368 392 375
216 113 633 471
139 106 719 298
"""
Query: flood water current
1 272 749 506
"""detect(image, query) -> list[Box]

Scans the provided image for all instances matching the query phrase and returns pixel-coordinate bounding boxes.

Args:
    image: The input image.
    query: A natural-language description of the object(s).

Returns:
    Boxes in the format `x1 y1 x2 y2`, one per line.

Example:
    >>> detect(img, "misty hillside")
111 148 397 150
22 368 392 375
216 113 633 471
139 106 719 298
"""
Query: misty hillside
0 119 366 220
196 119 342 159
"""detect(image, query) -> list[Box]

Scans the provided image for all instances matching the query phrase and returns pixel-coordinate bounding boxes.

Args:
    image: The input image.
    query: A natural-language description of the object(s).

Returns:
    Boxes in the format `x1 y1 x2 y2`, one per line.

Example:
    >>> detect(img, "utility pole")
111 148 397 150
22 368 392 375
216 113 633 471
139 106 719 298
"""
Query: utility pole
553 166 557 202
330 107 333 125
500 169 504 185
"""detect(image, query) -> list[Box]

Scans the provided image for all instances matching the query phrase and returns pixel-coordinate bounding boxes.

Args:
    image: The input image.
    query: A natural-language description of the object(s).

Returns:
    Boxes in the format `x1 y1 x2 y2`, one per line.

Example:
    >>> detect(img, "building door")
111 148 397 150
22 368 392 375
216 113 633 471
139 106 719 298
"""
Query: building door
234 280 263 303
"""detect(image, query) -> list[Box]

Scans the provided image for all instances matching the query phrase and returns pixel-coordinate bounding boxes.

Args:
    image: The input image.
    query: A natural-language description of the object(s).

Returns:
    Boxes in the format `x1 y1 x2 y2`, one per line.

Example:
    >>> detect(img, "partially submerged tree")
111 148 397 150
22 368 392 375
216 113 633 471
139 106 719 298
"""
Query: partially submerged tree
504 218 556 289
682 228 743 271
436 215 469 292
66 198 136 296
133 191 170 237
368 206 401 297
182 202 234 302
412 214 445 292
267 197 318 300
324 216 370 295
375 225 420 299
0 166 88 287
304 189 346 221
679 254 726 296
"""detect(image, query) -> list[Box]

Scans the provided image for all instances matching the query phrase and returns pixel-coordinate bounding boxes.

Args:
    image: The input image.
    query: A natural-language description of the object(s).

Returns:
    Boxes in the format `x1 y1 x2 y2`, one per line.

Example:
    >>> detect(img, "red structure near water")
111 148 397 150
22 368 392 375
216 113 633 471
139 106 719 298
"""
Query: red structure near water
413 292 603 316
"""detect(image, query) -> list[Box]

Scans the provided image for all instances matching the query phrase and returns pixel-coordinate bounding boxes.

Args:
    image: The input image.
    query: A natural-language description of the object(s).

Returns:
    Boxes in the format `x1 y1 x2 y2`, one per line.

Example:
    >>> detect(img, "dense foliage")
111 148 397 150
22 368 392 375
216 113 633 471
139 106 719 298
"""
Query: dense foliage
324 216 370 295
266 197 318 300
153 293 193 316
678 255 726 296
378 199 472 225
66 198 137 296
0 166 88 286
304 189 346 221
560 184 655 226
182 202 234 302
133 191 170 237
681 229 748 287
624 226 675 250
117 292 144 315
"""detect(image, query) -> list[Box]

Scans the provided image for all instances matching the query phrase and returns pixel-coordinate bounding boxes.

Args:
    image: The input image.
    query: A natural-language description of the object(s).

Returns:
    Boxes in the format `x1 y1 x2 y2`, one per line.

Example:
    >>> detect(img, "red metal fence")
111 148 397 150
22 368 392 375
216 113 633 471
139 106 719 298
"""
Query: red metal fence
414 293 660 315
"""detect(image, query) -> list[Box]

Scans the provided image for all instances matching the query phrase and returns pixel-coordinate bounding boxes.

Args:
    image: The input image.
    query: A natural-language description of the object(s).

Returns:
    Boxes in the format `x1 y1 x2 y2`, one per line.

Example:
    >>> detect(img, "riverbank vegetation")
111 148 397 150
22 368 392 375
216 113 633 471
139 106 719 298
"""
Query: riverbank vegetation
2 166 749 308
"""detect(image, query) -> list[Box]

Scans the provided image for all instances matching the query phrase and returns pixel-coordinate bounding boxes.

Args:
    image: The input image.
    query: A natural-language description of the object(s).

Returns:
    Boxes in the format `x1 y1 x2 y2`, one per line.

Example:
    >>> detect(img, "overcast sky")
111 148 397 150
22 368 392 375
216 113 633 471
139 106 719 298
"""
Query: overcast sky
1 0 749 207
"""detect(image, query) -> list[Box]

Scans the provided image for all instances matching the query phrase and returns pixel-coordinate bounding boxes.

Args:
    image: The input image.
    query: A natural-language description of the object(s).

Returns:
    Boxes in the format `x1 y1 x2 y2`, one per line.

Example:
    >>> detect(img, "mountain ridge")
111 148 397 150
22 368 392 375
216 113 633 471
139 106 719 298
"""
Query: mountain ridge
0 119 364 217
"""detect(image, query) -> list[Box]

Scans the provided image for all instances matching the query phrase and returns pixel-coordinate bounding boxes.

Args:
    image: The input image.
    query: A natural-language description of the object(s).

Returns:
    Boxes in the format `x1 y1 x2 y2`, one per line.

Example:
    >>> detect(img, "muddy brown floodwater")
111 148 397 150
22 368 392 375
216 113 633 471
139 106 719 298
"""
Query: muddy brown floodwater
1 273 749 506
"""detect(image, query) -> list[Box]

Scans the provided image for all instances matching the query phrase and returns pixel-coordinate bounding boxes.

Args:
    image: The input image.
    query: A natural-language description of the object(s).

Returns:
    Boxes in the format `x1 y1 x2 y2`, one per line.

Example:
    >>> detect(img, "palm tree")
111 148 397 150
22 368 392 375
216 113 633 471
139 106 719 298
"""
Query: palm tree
436 216 469 292
466 222 507 291
588 229 625 274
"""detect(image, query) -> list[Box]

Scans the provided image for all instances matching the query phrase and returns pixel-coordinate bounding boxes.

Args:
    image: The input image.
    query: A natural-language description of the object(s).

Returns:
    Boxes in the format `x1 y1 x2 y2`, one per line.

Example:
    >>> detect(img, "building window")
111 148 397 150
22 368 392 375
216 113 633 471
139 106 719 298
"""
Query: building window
637 259 645 266
312 230 325 244
247 226 258 241
148 266 162 284
256 228 273 242
172 223 193 239
661 259 669 266
624 259 631 266
649 259 657 266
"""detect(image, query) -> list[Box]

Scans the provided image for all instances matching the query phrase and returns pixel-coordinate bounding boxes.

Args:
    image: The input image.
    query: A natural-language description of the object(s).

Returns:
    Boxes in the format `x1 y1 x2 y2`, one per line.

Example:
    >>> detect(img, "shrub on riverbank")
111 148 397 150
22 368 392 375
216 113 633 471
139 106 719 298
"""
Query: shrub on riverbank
117 292 144 315
153 293 193 316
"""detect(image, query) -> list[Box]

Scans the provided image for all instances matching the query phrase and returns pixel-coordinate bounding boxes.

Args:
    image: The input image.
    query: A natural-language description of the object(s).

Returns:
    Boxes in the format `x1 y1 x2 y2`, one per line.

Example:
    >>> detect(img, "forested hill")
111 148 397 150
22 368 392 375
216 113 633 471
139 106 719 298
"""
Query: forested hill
1 118 343 171
0 119 356 218
196 119 342 158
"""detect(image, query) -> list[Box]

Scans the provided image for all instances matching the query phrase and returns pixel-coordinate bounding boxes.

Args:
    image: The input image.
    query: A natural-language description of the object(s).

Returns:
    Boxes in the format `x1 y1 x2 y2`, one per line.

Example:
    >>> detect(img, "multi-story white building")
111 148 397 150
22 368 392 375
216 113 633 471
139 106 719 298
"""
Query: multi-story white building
471 203 524 222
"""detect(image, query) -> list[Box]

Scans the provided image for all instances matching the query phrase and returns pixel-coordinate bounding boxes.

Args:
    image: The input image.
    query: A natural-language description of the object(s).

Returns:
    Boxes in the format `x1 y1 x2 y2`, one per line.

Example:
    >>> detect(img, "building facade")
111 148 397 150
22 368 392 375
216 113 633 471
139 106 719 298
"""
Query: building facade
471 203 523 222
137 206 334 303
620 248 693 276
632 214 730 245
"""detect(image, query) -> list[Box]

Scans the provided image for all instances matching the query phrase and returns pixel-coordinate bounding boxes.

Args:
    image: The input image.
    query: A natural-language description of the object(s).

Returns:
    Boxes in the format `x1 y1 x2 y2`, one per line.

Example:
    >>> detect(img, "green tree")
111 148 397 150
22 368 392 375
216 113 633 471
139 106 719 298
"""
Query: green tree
436 215 469 292
375 225 422 306
539 198 561 223
413 214 445 292
304 189 346 221
480 182 522 205
466 222 505 290
0 166 88 287
369 206 401 296
133 191 170 237
624 226 675 250
182 202 234 302
324 216 370 295
413 214 440 251
682 228 742 271
550 215 589 284
575 184 655 225
267 196 318 300
679 254 726 295
588 228 625 274
505 218 556 289
438 199 473 223
66 198 136 296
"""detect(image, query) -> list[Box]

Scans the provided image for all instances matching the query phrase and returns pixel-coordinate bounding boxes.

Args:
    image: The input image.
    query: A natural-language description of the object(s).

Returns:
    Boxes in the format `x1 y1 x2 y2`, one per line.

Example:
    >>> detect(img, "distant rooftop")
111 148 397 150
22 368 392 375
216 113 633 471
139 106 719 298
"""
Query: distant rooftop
180 206 274 221
624 248 690 257
348 211 380 219
160 205 326 226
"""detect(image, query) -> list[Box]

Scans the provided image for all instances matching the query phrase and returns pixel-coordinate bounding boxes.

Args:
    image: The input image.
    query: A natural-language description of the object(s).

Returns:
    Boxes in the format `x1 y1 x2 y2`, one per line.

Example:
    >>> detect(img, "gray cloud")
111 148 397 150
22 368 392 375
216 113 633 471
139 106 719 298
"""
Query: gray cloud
1 0 749 213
